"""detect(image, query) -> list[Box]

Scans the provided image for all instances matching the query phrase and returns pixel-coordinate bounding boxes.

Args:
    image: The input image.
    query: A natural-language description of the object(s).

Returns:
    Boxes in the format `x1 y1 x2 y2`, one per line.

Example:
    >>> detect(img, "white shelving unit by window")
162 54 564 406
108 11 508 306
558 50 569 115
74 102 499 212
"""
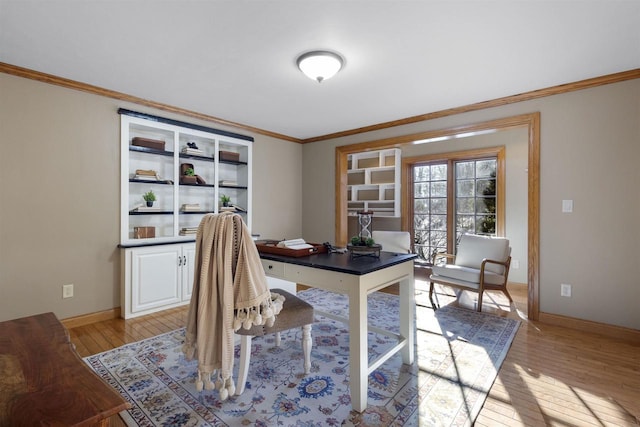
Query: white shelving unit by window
347 148 401 217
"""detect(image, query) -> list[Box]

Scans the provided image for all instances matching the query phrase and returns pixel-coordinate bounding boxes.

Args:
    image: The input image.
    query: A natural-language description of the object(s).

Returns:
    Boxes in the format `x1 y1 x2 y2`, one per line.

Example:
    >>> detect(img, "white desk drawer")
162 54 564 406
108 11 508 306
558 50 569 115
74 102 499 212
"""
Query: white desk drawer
261 259 285 279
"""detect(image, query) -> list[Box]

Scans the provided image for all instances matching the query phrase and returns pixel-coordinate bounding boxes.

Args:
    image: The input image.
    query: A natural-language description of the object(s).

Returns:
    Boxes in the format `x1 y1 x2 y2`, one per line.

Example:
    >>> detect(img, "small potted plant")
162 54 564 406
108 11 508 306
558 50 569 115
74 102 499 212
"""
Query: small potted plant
220 194 231 207
347 235 380 258
143 190 156 207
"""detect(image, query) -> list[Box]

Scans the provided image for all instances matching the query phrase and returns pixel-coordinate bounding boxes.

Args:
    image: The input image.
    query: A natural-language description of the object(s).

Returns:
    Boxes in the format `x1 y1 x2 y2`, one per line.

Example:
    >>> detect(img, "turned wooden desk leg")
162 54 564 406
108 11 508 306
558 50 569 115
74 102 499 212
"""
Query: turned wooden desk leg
302 324 312 374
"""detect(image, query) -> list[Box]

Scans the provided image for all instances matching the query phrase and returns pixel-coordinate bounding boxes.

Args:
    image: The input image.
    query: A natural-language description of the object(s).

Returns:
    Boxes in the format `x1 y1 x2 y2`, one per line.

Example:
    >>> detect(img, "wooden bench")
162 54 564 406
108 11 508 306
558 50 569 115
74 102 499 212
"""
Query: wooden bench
0 312 130 426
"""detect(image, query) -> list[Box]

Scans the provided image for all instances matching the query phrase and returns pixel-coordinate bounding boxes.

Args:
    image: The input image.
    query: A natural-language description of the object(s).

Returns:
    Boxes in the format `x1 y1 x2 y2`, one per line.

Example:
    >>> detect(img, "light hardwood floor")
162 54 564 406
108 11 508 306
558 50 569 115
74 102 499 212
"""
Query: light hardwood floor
68 283 640 426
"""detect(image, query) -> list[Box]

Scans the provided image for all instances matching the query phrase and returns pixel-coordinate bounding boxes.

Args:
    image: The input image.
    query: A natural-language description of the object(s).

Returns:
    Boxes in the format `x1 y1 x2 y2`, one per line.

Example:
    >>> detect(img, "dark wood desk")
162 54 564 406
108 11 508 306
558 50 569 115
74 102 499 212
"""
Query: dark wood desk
259 251 417 411
0 312 130 426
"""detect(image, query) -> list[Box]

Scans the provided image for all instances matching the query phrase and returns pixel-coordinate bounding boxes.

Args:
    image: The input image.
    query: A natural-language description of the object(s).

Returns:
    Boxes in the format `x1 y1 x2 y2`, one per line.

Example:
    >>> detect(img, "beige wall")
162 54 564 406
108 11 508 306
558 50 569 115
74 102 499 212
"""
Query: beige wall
302 79 640 330
0 73 302 322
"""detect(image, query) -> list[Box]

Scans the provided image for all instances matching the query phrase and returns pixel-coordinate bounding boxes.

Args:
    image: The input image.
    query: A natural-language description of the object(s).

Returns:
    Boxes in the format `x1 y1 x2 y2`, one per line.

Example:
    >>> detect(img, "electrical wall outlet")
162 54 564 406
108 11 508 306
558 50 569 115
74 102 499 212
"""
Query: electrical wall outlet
560 283 572 297
512 259 519 269
62 283 74 299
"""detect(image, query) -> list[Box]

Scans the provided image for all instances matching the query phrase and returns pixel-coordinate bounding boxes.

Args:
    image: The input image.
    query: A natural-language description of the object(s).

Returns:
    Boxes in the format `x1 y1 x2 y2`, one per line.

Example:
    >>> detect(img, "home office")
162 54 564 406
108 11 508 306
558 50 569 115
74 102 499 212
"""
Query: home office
1 1 639 425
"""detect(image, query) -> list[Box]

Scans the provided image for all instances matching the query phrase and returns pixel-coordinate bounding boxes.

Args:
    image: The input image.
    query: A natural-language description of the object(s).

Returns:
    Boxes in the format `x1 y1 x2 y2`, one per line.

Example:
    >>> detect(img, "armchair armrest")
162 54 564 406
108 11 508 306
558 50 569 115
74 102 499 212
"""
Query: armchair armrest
480 257 511 270
433 252 455 266
479 256 512 287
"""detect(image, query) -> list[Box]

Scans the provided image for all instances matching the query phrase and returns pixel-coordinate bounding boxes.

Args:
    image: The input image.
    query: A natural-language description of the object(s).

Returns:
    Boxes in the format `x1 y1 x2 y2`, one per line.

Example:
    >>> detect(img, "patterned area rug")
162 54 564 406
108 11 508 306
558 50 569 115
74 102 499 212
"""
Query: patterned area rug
85 288 519 426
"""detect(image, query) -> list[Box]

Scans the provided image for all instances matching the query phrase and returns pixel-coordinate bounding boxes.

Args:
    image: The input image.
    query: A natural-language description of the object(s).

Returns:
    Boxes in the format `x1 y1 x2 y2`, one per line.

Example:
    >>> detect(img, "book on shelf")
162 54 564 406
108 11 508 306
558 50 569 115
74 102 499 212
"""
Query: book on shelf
180 227 198 236
181 147 205 155
132 169 161 181
181 203 201 212
135 169 157 176
219 180 238 186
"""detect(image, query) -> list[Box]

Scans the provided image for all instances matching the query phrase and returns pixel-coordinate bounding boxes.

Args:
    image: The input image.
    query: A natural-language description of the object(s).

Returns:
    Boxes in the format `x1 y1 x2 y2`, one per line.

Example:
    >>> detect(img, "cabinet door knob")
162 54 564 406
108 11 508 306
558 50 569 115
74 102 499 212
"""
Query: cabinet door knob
268 265 273 270
178 257 183 266
183 256 187 265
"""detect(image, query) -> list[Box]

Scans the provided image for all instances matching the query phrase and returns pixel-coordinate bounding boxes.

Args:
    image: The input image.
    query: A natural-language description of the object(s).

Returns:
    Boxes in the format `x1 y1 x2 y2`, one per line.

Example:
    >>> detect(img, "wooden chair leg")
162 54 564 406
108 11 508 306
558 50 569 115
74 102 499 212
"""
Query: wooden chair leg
302 324 312 374
236 335 252 395
275 332 281 347
477 290 484 312
429 281 438 309
502 287 513 302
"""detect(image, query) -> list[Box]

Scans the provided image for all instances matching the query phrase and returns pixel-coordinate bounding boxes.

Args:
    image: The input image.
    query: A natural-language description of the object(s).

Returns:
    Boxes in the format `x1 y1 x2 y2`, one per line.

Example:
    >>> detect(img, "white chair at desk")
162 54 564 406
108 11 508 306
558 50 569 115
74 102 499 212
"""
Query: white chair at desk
372 230 411 254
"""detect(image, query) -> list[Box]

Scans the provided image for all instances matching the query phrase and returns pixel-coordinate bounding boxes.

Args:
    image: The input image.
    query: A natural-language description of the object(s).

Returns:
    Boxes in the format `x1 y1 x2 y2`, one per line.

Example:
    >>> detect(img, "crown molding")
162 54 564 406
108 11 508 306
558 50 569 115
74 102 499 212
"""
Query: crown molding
301 68 640 143
2 62 638 144
0 62 301 143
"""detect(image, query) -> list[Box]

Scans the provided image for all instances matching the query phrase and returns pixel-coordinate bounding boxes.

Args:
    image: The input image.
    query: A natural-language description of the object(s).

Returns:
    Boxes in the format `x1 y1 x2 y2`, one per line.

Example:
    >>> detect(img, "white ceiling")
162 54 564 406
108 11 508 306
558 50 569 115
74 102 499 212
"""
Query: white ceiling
1 1 638 140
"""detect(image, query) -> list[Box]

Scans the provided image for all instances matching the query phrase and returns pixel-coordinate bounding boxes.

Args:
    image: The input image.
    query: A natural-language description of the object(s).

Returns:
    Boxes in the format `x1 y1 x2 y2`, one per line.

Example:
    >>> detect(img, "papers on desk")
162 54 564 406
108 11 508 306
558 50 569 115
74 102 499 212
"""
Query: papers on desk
277 238 314 250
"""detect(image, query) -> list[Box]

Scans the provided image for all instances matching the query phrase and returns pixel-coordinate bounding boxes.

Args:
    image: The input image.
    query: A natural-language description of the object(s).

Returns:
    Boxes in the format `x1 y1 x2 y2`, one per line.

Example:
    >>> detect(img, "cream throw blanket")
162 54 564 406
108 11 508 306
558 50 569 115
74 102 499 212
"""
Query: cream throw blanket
182 212 283 400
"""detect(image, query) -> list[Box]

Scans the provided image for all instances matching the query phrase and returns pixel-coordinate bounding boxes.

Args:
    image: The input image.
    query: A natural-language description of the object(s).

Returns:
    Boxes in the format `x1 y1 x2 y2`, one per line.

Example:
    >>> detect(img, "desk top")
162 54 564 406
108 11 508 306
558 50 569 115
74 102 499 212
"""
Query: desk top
259 250 416 275
0 312 130 426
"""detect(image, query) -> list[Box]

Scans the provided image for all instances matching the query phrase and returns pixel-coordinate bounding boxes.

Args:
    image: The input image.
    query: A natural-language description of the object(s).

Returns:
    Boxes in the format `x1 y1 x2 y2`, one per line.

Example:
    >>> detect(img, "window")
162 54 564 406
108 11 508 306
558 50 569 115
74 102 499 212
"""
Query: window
413 163 448 261
407 148 504 261
455 159 497 237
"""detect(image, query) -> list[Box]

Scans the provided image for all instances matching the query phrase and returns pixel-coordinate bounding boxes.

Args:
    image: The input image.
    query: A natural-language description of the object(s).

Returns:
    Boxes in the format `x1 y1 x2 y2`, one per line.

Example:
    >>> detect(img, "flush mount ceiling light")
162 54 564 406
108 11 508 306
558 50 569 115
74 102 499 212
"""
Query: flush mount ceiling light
296 50 344 83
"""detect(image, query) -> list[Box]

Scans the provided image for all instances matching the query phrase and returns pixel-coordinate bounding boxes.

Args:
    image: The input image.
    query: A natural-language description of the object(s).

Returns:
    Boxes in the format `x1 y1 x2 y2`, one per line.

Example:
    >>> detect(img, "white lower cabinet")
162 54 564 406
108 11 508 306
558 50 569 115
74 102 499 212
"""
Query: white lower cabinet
121 242 195 319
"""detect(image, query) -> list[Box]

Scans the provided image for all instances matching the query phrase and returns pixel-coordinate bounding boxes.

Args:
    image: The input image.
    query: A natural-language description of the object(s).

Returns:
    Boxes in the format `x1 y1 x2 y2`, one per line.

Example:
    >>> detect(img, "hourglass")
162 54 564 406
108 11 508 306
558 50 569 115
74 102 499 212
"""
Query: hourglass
358 210 373 242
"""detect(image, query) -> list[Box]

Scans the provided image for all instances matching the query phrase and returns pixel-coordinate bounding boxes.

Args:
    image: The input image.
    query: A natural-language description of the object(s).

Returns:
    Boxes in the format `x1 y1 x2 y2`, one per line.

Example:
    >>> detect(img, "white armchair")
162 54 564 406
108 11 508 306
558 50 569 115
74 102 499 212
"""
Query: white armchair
429 234 512 312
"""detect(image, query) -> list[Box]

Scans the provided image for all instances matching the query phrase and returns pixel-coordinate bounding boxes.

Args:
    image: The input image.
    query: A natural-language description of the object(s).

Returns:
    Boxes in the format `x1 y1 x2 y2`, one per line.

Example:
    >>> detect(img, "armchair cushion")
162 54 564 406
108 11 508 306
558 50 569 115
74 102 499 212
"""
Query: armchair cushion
454 234 510 274
431 264 506 287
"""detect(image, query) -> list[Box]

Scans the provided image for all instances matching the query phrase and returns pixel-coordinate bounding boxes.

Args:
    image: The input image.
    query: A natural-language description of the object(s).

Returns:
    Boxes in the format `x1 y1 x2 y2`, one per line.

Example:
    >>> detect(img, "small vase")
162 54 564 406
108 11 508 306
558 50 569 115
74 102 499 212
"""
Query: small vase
146 201 154 207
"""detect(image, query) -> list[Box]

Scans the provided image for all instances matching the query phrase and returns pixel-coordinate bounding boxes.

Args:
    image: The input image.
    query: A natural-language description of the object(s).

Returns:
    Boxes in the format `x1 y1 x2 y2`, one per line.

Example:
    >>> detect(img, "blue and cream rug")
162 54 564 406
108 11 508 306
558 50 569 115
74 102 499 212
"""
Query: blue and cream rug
85 288 519 426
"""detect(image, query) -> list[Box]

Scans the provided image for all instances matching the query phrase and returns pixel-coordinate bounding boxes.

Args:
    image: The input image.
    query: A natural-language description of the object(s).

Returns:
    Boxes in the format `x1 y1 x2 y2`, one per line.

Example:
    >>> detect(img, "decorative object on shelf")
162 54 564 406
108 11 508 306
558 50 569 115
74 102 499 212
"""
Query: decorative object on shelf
142 190 156 207
346 210 381 258
220 194 231 207
180 163 206 184
296 50 344 83
132 136 165 150
219 150 240 162
181 141 204 156
134 226 156 239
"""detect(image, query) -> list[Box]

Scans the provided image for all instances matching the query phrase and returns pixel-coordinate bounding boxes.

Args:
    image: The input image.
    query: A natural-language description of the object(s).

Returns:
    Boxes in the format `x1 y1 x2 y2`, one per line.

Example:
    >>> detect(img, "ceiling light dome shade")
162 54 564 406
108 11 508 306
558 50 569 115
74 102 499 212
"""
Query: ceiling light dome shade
297 51 343 83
